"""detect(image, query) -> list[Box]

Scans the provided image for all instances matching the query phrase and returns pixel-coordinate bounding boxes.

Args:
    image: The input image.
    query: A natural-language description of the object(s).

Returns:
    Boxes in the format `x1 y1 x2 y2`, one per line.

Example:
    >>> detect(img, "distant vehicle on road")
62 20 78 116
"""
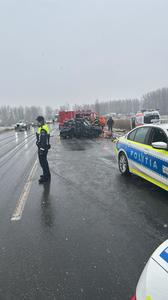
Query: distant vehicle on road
31 122 38 127
15 121 30 131
131 240 168 300
46 120 53 124
115 123 168 191
135 109 160 127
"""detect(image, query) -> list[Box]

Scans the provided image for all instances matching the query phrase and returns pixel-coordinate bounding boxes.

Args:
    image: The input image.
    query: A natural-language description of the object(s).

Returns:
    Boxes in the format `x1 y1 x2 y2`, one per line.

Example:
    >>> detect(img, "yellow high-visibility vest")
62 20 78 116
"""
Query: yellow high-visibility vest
37 124 50 134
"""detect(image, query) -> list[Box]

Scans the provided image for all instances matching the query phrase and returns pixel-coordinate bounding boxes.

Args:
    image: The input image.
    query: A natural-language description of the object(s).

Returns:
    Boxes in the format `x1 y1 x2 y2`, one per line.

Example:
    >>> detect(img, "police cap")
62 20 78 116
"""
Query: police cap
36 115 45 123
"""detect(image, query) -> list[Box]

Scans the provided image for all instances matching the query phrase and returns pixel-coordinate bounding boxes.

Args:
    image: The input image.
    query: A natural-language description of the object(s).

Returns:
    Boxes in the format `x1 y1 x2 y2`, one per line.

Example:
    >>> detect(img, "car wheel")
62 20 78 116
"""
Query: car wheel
118 152 129 175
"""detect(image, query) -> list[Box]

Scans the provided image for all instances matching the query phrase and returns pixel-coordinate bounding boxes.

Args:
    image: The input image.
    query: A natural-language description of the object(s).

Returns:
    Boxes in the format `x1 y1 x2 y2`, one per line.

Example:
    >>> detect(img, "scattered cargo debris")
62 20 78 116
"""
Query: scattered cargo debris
60 117 102 139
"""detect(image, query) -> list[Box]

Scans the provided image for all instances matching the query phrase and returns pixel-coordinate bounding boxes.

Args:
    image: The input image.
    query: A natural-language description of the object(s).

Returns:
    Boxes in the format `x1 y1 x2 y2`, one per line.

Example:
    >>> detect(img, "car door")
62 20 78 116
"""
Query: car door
126 126 152 175
145 127 168 189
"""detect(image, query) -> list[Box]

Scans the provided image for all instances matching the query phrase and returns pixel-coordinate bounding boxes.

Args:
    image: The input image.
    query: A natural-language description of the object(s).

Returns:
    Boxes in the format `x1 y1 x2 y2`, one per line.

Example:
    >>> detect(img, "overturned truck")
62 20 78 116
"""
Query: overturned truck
60 118 102 139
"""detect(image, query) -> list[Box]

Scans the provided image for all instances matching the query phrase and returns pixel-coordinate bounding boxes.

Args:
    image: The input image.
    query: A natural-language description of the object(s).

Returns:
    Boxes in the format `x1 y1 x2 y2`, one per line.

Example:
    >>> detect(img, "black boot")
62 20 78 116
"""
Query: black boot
39 176 51 184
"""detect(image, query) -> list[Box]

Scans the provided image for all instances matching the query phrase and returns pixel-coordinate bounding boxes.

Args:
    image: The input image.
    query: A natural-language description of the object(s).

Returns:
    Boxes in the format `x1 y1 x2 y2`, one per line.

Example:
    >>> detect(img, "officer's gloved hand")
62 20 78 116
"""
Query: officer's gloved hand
48 144 51 150
36 141 39 147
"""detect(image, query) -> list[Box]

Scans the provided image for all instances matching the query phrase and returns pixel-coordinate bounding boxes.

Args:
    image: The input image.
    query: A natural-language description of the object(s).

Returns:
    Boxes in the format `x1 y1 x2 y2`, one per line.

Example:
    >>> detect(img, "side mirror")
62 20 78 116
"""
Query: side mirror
152 142 168 150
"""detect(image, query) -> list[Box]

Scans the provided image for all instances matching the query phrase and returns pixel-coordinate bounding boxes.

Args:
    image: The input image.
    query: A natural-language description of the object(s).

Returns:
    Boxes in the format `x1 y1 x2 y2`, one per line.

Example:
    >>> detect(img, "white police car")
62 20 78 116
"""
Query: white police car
115 124 168 191
131 240 168 300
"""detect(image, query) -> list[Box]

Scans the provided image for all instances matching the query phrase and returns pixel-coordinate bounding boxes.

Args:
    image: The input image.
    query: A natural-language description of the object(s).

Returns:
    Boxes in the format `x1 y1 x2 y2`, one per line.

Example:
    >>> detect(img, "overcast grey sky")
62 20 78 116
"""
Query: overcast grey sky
0 0 168 108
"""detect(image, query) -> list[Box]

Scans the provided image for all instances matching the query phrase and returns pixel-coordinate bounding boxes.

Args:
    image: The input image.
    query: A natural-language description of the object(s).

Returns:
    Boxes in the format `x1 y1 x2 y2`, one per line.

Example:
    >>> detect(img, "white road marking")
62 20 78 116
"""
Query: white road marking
11 159 38 221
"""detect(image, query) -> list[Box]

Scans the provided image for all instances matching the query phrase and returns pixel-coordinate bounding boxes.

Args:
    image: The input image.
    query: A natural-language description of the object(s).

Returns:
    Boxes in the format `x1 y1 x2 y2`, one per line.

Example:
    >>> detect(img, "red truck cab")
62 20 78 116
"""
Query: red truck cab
58 111 76 129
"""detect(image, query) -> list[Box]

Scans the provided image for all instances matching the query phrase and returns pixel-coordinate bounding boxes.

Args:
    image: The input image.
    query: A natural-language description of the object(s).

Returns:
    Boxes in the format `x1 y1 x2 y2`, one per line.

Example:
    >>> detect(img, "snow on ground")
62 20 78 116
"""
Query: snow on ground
0 126 14 133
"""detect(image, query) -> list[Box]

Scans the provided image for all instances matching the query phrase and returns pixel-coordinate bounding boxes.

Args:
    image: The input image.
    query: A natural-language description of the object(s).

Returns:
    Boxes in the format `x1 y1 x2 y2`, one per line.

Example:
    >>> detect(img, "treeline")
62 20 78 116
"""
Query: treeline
94 98 140 115
72 100 140 115
1 87 168 125
142 87 168 115
0 106 55 126
73 87 168 115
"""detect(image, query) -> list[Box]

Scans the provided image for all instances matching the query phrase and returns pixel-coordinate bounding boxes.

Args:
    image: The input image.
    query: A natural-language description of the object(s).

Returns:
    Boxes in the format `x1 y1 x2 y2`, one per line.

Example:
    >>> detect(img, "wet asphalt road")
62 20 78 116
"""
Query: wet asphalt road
0 126 168 300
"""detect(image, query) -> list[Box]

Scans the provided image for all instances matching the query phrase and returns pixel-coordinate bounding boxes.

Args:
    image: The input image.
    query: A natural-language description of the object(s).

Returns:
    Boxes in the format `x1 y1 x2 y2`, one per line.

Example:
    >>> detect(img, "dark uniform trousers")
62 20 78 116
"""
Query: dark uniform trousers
38 149 50 179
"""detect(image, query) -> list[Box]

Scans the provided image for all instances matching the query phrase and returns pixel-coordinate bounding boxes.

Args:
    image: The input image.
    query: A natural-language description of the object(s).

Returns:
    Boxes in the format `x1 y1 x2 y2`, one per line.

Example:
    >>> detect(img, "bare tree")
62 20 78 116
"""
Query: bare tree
142 88 168 115
0 105 44 126
45 106 53 120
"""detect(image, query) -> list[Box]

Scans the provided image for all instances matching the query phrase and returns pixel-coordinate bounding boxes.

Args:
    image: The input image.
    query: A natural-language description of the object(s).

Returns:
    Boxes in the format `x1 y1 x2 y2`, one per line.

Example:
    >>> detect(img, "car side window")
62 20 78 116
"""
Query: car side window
150 128 168 144
127 129 137 141
133 127 151 144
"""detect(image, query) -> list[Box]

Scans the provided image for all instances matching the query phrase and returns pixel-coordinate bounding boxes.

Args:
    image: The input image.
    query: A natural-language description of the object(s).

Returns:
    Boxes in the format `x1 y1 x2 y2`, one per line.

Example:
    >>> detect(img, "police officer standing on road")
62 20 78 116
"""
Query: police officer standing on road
36 116 51 184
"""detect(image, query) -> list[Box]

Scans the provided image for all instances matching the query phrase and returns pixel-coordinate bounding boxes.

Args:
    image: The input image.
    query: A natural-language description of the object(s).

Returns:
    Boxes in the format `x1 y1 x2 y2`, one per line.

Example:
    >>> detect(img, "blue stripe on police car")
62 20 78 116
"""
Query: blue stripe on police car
117 142 168 179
